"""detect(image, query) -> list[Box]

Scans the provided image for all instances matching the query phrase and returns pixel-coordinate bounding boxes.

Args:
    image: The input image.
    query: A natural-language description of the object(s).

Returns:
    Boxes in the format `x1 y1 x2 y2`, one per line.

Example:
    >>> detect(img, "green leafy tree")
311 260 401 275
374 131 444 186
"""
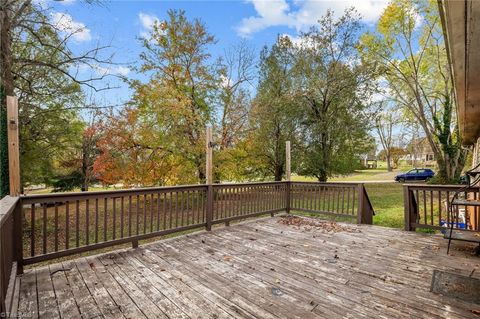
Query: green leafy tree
250 36 300 181
295 9 377 181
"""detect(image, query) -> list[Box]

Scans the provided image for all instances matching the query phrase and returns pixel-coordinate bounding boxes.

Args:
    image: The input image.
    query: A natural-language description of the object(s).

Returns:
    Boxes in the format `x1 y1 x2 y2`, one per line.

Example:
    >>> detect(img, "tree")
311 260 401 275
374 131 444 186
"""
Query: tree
359 0 466 182
217 41 255 150
1 0 116 195
375 101 402 171
130 9 218 183
93 108 197 187
51 119 101 192
215 42 256 182
378 146 407 169
295 9 377 181
250 36 300 181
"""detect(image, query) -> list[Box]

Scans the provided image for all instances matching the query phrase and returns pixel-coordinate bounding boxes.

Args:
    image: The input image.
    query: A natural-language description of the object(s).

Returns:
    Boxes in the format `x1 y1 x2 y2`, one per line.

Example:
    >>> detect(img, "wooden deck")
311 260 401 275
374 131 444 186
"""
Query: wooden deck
11 217 480 318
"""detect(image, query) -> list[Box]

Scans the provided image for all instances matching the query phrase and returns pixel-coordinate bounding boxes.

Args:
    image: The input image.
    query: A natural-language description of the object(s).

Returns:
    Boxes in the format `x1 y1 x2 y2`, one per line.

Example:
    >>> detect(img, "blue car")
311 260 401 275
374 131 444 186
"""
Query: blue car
395 168 435 183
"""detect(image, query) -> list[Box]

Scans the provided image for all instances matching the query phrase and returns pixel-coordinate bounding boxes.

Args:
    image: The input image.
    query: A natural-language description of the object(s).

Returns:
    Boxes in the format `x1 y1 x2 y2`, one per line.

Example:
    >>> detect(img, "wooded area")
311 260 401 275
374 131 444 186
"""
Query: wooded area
0 0 468 196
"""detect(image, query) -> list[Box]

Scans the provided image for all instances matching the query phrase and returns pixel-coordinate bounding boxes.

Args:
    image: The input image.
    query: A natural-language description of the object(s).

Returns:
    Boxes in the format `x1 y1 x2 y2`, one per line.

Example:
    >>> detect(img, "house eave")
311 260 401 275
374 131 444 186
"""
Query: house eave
438 0 480 146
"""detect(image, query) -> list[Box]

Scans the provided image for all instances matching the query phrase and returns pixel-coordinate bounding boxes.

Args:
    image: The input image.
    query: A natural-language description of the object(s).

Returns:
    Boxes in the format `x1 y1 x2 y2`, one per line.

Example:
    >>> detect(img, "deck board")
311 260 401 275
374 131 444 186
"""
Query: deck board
13 217 480 318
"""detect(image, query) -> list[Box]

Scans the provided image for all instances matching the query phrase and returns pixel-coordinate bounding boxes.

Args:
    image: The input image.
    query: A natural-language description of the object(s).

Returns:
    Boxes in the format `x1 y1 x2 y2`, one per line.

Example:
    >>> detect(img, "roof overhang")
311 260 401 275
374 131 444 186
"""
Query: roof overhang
438 0 480 145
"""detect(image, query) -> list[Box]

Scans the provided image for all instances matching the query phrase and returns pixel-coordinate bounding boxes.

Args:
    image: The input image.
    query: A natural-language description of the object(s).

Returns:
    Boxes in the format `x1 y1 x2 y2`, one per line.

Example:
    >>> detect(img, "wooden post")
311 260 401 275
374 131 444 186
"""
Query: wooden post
6 96 20 196
131 238 139 249
358 185 373 225
285 141 291 215
206 127 213 231
206 127 213 185
285 141 291 182
403 185 417 231
13 200 23 274
357 183 365 224
286 182 291 214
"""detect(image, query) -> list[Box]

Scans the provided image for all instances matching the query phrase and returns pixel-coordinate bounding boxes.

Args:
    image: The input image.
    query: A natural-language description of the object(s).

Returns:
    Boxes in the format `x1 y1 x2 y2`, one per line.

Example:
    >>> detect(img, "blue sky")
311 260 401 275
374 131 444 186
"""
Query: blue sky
44 0 391 109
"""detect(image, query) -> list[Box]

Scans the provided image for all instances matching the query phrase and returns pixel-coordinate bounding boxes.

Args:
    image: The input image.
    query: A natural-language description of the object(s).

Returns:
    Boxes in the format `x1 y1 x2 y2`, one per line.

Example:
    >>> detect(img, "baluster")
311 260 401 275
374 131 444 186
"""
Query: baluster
31 204 35 256
85 200 89 245
95 198 99 244
54 203 59 252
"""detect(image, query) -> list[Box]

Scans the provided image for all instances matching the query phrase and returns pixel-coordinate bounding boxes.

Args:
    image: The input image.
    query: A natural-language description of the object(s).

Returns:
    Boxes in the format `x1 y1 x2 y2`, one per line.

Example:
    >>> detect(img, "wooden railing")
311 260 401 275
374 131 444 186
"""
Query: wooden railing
403 184 480 231
0 196 21 315
211 182 287 225
290 182 374 224
21 185 209 265
0 180 375 314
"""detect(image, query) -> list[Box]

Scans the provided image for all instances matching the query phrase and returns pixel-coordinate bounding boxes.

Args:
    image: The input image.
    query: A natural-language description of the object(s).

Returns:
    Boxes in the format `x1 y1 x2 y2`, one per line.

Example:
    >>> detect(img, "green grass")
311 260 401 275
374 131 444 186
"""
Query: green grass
365 183 404 228
292 161 415 183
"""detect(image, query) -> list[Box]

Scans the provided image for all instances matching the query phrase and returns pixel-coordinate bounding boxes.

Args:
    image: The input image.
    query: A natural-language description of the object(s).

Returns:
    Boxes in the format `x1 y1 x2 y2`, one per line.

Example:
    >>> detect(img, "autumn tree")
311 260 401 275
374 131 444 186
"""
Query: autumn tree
375 101 403 172
359 0 466 182
128 9 218 184
1 1 116 195
295 9 377 181
93 108 197 186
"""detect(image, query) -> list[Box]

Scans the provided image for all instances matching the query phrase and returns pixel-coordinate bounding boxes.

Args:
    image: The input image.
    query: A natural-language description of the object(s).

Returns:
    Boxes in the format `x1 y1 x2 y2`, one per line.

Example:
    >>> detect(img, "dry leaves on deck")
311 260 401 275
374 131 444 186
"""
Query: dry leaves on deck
277 215 359 233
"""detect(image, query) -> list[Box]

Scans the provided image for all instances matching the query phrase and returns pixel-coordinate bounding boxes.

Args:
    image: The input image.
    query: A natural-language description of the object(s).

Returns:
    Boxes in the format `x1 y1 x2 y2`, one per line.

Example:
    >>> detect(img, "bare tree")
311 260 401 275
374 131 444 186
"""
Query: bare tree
218 41 256 149
375 101 402 171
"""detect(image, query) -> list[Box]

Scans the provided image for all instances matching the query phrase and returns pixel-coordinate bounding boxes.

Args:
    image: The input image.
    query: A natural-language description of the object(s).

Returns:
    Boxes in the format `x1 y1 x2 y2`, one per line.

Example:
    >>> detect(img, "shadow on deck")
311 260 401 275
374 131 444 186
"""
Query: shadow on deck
12 217 480 319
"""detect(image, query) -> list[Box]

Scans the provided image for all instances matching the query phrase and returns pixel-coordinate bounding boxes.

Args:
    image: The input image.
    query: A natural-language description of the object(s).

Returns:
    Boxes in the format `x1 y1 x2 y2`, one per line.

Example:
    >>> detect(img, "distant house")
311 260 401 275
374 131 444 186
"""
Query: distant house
404 137 436 167
360 154 377 169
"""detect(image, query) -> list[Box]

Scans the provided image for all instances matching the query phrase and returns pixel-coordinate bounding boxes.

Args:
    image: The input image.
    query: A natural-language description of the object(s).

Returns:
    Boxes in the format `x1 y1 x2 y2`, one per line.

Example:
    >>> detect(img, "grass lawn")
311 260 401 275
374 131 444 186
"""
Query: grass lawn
365 183 405 229
292 161 415 183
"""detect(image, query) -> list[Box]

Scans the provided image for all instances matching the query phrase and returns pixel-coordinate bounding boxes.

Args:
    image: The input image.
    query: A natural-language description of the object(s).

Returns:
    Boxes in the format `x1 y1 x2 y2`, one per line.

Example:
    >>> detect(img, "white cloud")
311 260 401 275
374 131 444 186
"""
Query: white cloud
95 65 131 77
220 74 233 88
280 33 313 48
60 0 76 5
237 0 389 37
75 64 130 77
50 12 91 42
138 12 161 38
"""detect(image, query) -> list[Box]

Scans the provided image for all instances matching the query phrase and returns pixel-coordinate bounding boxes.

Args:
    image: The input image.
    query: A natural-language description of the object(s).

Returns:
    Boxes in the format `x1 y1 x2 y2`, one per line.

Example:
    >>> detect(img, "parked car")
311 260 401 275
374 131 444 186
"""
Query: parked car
395 168 435 182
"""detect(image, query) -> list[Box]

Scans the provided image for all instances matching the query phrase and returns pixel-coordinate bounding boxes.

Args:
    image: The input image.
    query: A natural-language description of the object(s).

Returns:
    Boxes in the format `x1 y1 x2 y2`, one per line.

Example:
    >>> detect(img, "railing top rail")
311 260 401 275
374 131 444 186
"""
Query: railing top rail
20 180 368 204
213 181 286 187
0 195 19 227
22 184 208 203
403 183 479 190
291 181 362 186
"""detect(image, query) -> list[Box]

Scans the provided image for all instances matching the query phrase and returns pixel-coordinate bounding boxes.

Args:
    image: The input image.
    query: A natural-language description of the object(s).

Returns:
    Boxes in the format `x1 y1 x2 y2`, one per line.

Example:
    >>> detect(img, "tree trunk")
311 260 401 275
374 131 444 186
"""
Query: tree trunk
317 170 327 182
274 164 283 181
386 154 392 172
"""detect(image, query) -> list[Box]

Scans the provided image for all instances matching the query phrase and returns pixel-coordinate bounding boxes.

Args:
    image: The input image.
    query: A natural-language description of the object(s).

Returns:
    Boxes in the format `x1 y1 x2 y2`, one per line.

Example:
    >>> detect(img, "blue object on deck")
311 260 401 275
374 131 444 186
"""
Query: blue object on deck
440 220 466 232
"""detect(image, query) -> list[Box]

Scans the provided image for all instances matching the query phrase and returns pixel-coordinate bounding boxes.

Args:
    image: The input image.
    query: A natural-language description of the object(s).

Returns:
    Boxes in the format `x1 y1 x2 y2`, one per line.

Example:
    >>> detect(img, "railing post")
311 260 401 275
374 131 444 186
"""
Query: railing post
285 182 291 214
357 184 364 224
205 127 213 231
403 185 417 231
131 239 139 248
206 185 213 231
13 199 23 275
356 184 373 224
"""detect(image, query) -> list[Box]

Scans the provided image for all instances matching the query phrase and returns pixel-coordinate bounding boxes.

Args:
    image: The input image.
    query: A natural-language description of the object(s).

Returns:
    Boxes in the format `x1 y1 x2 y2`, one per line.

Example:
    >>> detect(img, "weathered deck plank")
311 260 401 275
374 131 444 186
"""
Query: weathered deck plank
14 217 480 318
